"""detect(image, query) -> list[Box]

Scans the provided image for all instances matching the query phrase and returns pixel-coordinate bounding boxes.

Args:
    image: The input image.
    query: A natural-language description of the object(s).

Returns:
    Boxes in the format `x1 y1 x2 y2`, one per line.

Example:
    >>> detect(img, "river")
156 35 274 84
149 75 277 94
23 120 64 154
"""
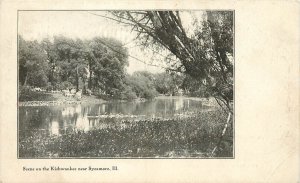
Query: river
19 96 212 136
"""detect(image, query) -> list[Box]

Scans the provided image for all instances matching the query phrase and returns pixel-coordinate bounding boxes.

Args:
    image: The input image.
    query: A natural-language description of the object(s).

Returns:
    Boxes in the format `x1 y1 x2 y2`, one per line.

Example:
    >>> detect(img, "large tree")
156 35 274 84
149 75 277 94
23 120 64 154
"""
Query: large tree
86 37 129 96
52 36 89 91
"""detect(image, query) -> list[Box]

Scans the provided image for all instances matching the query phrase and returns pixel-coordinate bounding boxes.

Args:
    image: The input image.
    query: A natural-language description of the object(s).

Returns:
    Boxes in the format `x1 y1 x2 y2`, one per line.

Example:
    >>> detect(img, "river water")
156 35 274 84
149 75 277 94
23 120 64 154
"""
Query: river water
19 96 211 136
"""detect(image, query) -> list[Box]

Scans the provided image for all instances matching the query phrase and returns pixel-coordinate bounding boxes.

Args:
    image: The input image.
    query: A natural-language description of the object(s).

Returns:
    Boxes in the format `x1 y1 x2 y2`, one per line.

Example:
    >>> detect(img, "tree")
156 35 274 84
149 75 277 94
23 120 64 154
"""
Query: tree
126 71 157 99
182 74 209 97
154 72 184 95
53 36 89 91
41 38 59 86
53 36 74 83
153 72 170 94
110 11 233 113
19 36 49 87
88 37 129 96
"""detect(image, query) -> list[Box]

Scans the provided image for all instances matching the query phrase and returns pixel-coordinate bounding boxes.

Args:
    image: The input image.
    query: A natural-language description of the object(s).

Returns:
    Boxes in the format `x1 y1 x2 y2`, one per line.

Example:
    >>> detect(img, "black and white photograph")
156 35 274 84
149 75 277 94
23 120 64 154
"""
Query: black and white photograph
18 10 234 158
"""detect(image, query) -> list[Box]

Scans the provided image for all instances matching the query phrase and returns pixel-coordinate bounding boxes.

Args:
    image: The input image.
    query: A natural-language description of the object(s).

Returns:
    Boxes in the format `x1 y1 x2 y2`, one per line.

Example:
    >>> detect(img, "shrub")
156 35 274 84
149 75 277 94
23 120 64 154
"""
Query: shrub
19 85 55 101
120 86 137 100
85 89 92 96
56 81 74 90
142 89 158 99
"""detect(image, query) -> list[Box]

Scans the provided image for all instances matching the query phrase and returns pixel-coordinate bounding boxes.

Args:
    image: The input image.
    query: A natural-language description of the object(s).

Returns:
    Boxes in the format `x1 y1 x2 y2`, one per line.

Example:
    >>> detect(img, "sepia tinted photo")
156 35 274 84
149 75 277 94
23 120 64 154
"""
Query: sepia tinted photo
18 10 234 158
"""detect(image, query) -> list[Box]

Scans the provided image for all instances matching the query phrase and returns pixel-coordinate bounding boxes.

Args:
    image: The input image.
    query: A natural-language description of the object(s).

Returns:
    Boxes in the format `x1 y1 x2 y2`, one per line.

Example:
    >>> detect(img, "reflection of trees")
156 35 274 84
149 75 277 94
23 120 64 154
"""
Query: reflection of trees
19 98 206 137
50 120 59 135
104 102 139 115
175 97 184 111
75 114 89 131
19 107 53 130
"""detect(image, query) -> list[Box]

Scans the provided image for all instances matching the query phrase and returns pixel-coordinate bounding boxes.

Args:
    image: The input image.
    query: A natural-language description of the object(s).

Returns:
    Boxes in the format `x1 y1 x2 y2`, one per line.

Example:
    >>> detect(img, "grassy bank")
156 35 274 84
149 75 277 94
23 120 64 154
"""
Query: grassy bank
19 110 233 158
19 91 106 106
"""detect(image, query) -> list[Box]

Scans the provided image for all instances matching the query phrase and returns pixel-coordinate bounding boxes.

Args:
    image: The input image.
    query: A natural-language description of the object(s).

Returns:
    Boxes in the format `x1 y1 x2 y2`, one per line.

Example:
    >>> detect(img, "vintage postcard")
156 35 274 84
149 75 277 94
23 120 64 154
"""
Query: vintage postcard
0 0 299 182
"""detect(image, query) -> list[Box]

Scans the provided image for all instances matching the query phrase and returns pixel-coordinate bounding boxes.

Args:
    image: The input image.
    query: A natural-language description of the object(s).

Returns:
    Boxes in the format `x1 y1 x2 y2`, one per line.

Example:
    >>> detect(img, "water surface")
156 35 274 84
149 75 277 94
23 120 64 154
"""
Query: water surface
19 96 210 136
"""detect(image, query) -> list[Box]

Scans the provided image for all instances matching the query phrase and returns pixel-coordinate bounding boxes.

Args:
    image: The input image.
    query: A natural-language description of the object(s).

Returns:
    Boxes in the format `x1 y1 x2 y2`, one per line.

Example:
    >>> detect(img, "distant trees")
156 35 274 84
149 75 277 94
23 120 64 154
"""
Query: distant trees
153 72 184 96
19 35 128 97
19 33 228 101
125 71 185 99
125 71 157 99
19 34 195 100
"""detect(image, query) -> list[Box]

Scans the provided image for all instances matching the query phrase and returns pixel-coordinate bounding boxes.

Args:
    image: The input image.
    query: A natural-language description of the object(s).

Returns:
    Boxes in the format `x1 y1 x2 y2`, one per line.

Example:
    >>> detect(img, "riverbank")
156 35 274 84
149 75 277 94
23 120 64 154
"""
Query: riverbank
19 93 218 107
19 93 106 106
155 95 218 106
19 109 233 158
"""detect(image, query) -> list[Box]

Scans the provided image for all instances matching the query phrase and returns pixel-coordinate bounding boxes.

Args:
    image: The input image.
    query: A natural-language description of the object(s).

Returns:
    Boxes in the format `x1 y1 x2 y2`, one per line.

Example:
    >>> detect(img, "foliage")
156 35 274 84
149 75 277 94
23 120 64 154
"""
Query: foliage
154 72 185 95
19 36 49 87
88 37 129 96
182 75 209 97
125 71 158 99
56 81 74 90
19 35 129 99
19 86 55 101
119 85 137 100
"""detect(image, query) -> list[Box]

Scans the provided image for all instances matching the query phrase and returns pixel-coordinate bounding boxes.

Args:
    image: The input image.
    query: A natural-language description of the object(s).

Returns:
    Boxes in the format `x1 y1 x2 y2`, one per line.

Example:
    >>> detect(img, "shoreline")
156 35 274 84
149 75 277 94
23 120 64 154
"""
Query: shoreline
18 94 217 107
19 100 84 107
19 92 107 106
19 96 107 107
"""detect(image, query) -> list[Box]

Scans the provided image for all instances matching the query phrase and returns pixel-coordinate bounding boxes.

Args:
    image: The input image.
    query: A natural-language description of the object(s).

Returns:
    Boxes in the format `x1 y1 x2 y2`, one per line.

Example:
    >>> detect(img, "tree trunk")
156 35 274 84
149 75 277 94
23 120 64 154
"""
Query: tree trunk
210 112 231 157
23 72 28 86
76 65 79 92
82 78 86 94
88 70 93 89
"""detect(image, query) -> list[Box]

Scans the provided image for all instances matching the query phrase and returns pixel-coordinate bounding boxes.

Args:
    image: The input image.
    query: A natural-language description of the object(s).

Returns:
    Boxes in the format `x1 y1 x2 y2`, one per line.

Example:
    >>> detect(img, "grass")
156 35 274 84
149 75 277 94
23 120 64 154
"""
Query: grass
19 110 233 158
19 90 106 104
19 90 56 101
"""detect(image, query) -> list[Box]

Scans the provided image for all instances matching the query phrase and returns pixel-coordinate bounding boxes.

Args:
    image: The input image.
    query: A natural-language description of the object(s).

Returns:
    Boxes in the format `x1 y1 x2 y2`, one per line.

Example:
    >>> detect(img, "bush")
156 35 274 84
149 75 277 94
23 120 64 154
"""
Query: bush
142 89 158 99
19 85 55 101
56 81 74 90
120 86 137 100
85 89 92 96
45 82 53 91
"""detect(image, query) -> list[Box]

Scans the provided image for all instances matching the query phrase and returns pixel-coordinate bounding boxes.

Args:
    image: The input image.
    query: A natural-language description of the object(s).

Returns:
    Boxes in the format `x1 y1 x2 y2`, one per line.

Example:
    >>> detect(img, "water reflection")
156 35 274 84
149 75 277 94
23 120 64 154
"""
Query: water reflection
19 97 208 136
50 120 59 135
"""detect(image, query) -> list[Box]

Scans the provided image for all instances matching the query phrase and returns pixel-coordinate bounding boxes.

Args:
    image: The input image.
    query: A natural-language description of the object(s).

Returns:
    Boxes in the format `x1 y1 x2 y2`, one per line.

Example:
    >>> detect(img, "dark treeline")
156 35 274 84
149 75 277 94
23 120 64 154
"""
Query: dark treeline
19 35 207 100
19 36 128 96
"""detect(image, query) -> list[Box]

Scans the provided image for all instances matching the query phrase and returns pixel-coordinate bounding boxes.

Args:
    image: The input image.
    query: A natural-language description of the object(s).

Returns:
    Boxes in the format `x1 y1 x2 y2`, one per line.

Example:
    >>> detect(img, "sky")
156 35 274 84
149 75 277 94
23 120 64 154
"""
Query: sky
18 11 204 74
